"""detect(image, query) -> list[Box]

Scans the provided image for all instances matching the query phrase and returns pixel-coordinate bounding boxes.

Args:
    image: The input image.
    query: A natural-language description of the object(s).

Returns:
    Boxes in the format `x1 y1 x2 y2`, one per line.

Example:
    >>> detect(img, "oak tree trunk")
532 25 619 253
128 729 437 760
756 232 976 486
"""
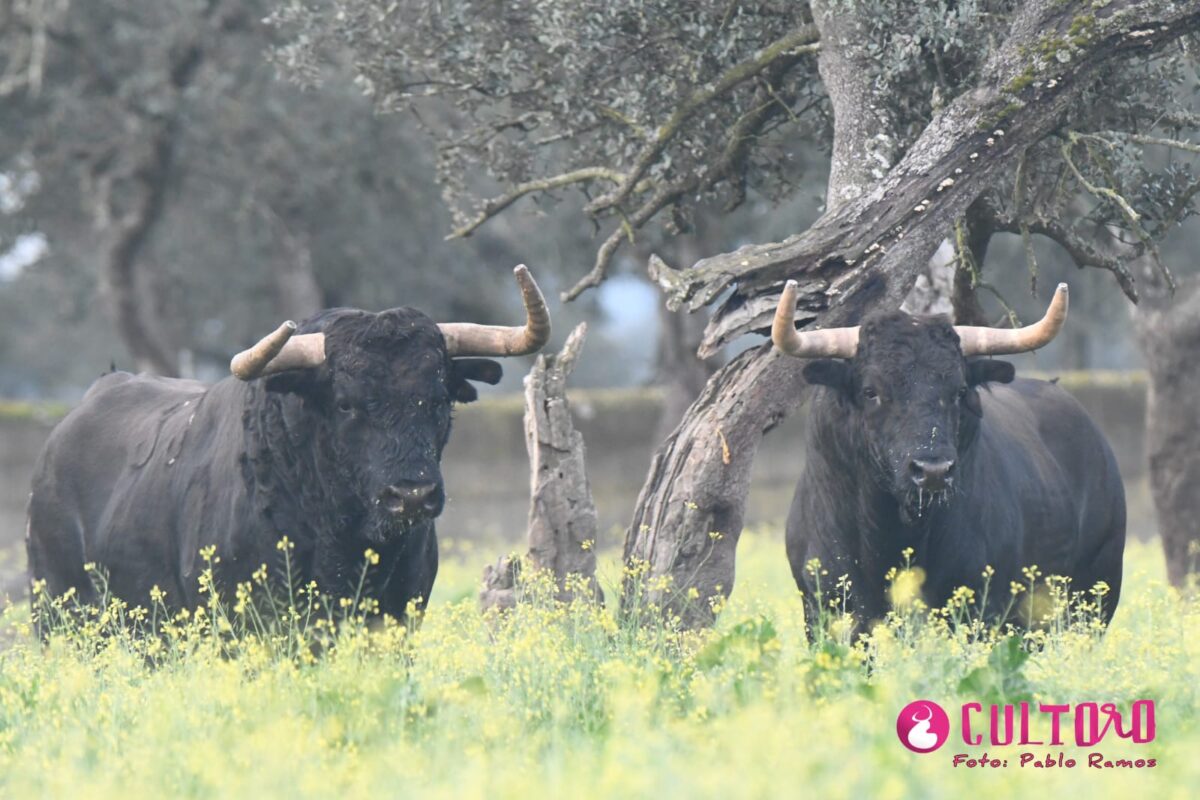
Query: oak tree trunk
99 122 186 377
93 0 239 376
1135 277 1200 587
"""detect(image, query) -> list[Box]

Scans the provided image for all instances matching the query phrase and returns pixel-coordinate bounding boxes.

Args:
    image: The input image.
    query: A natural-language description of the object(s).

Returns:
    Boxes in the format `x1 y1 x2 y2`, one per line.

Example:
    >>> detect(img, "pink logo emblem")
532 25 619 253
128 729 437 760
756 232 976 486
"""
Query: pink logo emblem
897 700 950 753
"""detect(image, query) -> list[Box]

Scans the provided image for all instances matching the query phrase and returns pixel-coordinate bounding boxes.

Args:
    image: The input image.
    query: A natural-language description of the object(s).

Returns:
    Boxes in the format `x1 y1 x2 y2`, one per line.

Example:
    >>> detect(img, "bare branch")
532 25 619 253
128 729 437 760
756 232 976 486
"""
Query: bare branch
1062 131 1175 293
446 167 626 240
983 203 1140 302
563 71 800 302
564 178 697 301
1127 133 1200 155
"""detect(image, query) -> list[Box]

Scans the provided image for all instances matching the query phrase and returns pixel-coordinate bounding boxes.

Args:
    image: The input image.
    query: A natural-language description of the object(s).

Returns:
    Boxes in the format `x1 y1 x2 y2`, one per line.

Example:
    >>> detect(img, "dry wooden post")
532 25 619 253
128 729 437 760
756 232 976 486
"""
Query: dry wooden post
480 323 602 610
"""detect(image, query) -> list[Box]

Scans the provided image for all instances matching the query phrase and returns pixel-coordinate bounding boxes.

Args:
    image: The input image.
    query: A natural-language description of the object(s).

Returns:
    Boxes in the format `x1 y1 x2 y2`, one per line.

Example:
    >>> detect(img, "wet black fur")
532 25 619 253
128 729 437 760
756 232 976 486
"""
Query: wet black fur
787 311 1126 629
26 306 501 620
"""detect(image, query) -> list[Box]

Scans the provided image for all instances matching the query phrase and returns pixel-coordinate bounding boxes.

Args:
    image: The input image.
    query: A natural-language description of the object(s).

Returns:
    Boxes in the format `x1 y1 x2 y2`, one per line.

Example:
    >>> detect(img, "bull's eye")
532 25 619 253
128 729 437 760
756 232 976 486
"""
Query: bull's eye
336 398 354 414
863 386 879 402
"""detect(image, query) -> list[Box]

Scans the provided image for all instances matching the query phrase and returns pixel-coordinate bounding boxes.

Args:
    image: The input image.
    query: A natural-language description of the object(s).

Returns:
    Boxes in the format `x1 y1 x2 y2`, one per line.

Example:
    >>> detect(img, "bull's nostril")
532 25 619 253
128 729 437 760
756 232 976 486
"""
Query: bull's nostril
910 458 955 489
380 482 443 518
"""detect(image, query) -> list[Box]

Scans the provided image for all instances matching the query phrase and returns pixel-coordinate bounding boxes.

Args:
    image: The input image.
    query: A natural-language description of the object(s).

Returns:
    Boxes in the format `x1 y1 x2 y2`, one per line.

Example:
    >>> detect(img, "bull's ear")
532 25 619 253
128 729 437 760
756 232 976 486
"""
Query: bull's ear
449 358 502 404
452 358 503 385
802 359 853 394
967 359 1015 387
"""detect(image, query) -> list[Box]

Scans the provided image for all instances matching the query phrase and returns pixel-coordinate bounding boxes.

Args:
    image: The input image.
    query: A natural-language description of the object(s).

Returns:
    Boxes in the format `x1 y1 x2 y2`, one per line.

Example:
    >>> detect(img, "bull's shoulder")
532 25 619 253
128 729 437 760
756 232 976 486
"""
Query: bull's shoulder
987 376 1097 429
980 375 1115 473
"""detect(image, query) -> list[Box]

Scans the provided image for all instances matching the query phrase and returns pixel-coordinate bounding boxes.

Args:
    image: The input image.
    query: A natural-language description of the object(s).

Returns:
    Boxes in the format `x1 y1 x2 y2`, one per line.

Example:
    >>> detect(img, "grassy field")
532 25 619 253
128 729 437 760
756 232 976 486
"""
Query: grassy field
0 530 1196 799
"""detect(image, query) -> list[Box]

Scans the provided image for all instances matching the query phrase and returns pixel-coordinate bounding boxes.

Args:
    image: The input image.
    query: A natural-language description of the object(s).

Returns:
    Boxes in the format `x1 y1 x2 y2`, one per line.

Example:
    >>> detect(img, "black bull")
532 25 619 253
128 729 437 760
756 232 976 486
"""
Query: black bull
27 268 550 619
774 285 1125 627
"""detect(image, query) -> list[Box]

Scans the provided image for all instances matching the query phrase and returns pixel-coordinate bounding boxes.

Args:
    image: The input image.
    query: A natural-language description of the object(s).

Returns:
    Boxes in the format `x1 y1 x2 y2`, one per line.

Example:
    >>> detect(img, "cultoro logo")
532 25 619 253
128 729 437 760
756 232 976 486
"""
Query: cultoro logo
894 699 1158 769
896 700 951 753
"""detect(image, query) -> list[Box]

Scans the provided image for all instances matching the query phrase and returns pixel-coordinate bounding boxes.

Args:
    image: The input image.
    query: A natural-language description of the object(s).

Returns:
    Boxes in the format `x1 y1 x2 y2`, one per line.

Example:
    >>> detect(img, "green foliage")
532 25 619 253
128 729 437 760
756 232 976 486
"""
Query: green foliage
269 0 825 277
957 635 1033 705
0 535 1195 797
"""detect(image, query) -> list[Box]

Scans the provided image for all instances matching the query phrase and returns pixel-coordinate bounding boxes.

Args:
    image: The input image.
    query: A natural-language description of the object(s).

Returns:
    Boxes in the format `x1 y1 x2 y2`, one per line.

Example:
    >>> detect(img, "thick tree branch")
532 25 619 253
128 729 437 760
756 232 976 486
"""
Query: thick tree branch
983 203 1140 301
1062 130 1174 293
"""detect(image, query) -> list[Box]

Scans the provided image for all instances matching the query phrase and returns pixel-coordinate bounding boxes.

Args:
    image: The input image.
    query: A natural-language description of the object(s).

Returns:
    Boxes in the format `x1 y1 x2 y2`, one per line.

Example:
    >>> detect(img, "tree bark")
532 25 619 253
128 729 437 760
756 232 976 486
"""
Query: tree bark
809 0 897 210
481 323 602 610
654 295 720 442
952 203 993 326
1136 277 1200 587
625 0 1200 627
100 128 184 377
91 0 239 376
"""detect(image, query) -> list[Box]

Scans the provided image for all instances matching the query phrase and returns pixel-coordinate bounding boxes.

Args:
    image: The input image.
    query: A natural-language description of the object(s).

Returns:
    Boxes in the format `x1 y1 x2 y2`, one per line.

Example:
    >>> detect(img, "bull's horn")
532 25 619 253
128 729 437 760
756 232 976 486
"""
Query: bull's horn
955 283 1068 356
771 280 859 359
438 265 551 357
230 321 327 380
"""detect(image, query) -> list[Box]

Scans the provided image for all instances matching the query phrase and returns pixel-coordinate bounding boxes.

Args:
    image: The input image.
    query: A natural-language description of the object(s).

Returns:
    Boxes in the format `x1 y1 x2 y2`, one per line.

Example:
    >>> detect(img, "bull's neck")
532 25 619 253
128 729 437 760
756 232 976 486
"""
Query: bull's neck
237 381 355 548
235 381 430 597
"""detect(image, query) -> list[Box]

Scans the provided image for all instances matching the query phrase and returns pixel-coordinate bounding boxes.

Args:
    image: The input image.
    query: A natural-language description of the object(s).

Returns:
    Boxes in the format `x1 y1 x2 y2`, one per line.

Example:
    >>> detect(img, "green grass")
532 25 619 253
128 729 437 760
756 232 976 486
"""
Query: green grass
0 531 1196 799
0 399 69 423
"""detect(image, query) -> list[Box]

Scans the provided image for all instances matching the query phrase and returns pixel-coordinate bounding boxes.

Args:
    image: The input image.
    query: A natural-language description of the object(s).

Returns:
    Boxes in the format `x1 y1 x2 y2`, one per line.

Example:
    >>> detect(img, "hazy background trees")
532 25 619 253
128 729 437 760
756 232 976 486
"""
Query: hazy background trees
5 1 1189 400
0 0 607 394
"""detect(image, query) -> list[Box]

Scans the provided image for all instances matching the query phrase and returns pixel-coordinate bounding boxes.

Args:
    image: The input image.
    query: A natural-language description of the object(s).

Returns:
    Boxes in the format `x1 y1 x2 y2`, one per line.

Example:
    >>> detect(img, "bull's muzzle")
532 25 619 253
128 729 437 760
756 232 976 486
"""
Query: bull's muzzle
378 481 445 520
909 458 956 491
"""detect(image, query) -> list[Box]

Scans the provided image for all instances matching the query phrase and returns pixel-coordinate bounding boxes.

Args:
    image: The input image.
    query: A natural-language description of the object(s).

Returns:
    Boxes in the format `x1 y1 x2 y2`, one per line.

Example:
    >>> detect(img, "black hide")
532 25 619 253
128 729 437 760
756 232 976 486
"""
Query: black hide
26 307 499 620
787 311 1126 628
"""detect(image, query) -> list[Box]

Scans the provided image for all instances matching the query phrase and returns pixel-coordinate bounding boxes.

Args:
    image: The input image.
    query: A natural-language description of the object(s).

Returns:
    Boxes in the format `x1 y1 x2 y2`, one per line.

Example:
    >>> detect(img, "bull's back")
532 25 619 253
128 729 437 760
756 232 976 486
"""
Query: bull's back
27 373 209 598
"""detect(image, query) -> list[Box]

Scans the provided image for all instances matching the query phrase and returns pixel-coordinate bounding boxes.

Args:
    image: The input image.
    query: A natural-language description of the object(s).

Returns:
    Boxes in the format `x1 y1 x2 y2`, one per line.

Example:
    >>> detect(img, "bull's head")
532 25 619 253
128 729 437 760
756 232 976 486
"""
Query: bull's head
228 265 551 542
772 281 1068 523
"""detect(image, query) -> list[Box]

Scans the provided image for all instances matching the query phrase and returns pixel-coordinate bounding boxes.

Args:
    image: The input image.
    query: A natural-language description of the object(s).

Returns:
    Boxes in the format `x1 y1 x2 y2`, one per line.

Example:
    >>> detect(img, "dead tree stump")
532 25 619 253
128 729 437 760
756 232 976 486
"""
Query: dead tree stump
480 323 603 610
